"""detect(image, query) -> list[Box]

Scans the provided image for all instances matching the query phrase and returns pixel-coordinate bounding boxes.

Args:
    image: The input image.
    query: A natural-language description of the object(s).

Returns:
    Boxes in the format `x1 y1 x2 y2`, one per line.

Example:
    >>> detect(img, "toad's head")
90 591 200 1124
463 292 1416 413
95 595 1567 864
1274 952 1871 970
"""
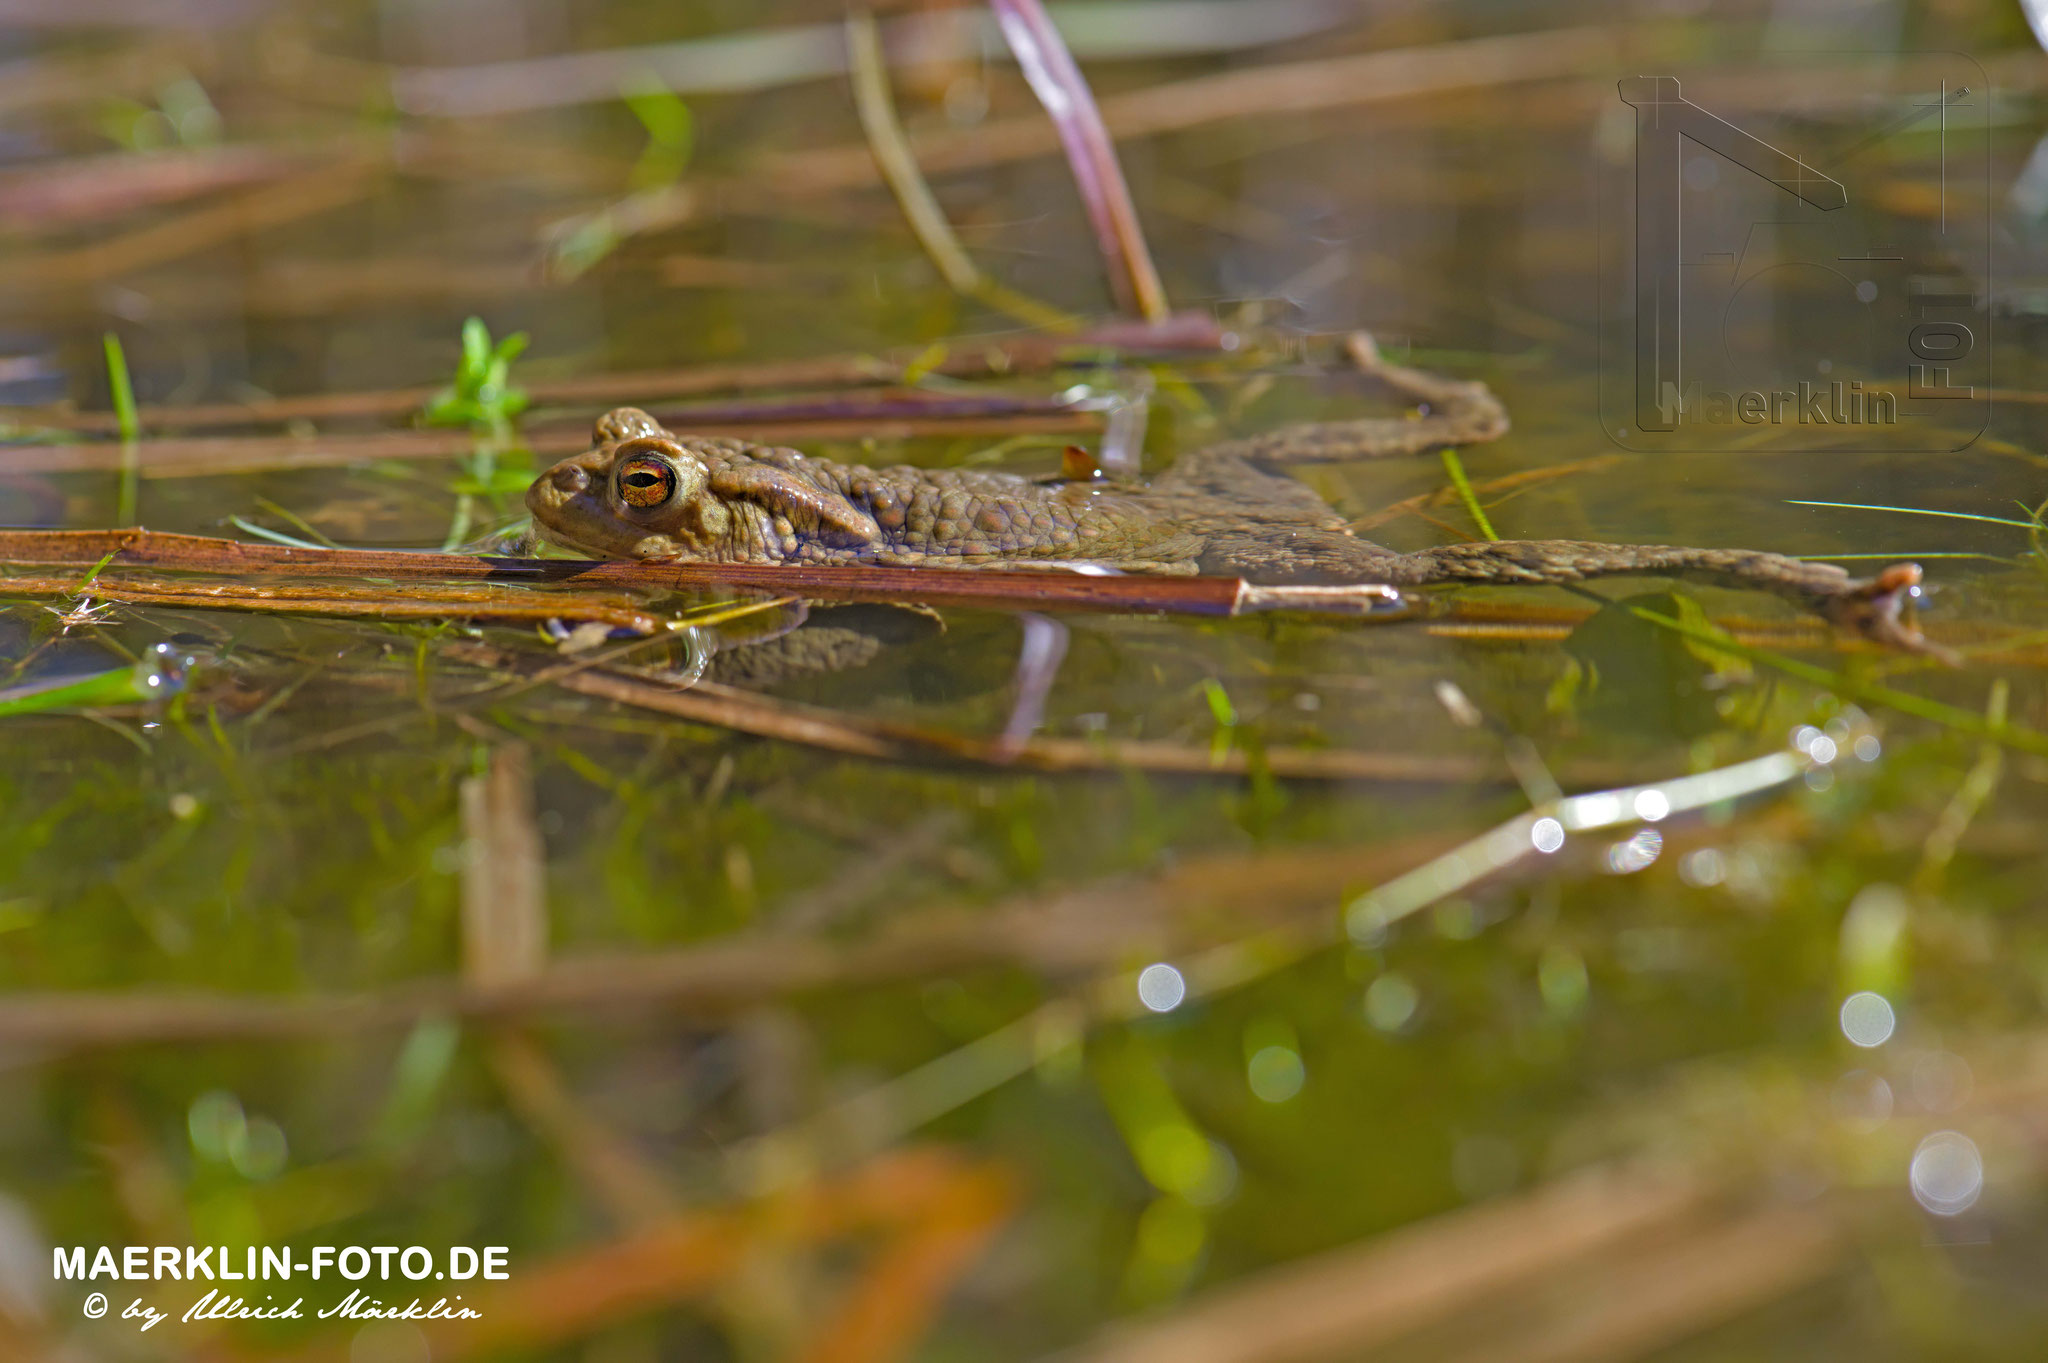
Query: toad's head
526 408 877 562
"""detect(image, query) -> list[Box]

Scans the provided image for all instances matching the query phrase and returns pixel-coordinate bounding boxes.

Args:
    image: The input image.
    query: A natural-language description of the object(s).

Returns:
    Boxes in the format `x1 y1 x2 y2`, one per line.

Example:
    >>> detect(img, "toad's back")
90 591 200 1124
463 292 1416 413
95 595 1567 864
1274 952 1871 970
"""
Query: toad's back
527 408 1379 580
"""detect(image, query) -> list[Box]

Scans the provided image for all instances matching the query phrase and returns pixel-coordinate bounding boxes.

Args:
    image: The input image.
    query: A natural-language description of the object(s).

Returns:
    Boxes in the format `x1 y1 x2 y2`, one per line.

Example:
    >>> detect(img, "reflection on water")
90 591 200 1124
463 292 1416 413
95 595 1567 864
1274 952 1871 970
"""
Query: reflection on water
2 1 2048 1359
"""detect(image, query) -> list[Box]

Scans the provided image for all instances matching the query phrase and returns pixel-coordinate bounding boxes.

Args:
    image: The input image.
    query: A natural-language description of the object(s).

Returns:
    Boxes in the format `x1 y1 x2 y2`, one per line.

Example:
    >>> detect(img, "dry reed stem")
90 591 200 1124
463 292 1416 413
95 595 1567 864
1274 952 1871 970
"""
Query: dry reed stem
0 142 326 229
459 745 549 989
0 570 667 634
0 529 1366 619
764 28 1615 193
5 411 1099 477
0 160 382 291
17 316 1226 435
1424 1202 1842 1363
1058 1163 1711 1363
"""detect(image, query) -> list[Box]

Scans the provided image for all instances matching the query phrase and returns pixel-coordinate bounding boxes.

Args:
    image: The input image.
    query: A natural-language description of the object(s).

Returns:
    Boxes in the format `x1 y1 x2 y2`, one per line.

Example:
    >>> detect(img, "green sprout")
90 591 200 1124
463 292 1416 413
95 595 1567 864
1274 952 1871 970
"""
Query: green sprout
545 76 695 279
419 319 537 551
422 317 530 431
1440 447 1497 541
623 75 694 191
1201 678 1237 763
102 333 139 441
99 74 222 151
104 332 140 524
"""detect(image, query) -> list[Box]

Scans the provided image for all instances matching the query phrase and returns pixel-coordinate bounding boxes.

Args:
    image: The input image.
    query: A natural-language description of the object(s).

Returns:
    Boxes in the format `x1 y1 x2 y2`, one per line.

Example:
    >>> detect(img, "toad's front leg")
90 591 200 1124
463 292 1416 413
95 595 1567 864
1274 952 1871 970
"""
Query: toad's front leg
1196 332 1511 466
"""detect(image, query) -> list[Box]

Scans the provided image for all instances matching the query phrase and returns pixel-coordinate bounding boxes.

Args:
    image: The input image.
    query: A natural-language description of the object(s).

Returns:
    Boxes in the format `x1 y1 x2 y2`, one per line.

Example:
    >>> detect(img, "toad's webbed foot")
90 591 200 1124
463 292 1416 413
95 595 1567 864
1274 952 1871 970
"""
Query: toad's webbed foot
1813 563 1958 663
1363 541 1952 661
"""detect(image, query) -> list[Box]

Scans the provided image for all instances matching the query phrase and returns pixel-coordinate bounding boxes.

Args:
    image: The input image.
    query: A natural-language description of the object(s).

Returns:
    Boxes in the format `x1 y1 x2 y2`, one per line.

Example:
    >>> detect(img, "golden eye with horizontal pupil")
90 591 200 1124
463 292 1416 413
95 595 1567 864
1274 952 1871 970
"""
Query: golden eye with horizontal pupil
614 453 679 509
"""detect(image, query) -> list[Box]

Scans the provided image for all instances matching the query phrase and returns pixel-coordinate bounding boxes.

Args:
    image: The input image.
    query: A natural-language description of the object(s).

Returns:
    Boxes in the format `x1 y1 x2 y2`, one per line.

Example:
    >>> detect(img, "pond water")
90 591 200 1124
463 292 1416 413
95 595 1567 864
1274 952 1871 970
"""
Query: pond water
4 2 2048 1360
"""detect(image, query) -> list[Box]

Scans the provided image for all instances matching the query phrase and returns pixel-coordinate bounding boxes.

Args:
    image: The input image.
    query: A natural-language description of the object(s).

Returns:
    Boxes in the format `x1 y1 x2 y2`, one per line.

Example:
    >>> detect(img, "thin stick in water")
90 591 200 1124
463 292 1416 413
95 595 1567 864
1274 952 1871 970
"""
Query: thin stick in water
845 7 1075 332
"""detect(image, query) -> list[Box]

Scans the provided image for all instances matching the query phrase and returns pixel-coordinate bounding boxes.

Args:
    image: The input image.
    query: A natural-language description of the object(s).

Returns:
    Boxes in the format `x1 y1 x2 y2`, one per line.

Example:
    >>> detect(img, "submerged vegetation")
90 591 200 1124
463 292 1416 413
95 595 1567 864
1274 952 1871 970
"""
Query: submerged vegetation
1 1 2047 1361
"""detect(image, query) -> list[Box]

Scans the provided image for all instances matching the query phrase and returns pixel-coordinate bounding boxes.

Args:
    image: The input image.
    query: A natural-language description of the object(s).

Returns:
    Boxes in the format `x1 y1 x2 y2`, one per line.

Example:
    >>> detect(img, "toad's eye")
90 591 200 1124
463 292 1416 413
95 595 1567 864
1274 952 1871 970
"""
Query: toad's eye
615 453 679 509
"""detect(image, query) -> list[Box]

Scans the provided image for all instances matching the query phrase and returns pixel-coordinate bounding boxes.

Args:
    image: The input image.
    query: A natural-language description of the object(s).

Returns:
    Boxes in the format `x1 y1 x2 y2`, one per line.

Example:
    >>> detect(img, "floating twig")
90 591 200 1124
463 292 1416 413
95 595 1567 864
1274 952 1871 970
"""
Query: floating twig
0 529 1413 620
0 569 667 634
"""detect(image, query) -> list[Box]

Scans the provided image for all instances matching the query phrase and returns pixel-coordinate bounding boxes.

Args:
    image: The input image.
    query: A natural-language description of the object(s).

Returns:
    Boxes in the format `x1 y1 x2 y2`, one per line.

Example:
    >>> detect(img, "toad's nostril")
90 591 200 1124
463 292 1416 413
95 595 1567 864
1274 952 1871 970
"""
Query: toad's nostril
550 465 589 493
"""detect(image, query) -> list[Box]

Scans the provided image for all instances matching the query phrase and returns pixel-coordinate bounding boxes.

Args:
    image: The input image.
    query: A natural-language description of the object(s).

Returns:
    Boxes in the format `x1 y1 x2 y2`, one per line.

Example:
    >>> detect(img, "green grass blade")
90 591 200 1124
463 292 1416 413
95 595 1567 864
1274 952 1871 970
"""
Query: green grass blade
102 333 138 441
1796 552 2017 563
103 333 140 525
1626 603 2048 758
1786 499 2035 530
1440 448 1498 541
0 665 154 718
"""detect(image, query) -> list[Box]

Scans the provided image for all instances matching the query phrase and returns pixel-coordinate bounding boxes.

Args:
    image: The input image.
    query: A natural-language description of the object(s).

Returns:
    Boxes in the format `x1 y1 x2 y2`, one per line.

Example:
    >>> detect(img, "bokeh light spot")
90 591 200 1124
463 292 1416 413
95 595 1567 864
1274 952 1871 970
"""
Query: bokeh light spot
1136 963 1186 1013
1247 1046 1305 1103
1364 974 1419 1033
1840 991 1896 1048
1910 1131 1983 1215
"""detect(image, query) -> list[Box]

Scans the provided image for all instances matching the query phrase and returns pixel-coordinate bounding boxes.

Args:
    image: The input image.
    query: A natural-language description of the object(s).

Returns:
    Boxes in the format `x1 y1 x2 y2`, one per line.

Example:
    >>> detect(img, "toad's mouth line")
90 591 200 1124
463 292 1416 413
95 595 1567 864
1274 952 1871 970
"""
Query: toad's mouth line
528 513 625 561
